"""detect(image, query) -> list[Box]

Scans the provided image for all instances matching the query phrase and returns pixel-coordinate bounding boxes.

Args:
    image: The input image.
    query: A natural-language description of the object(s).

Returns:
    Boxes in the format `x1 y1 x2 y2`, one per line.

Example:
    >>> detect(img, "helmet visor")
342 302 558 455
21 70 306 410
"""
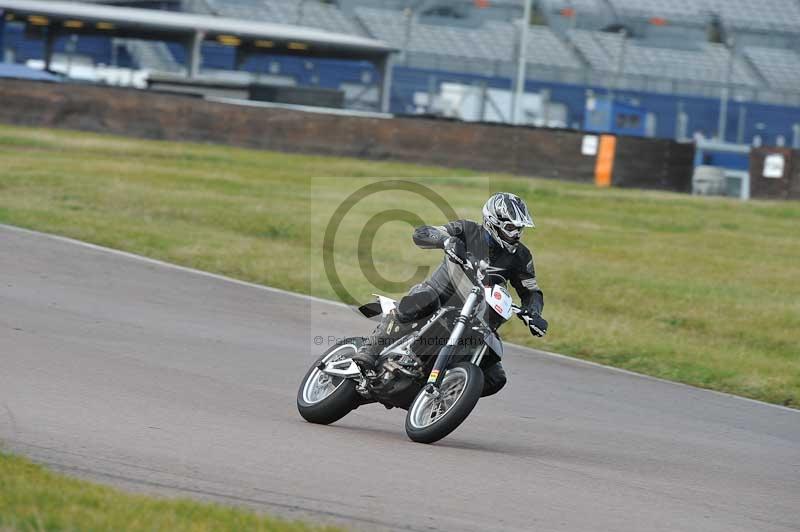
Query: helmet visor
498 221 523 243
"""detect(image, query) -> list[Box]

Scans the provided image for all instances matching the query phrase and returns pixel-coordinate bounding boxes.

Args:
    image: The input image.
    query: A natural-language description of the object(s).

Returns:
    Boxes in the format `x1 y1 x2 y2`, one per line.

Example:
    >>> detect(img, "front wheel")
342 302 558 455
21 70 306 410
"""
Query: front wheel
297 338 364 425
405 362 484 444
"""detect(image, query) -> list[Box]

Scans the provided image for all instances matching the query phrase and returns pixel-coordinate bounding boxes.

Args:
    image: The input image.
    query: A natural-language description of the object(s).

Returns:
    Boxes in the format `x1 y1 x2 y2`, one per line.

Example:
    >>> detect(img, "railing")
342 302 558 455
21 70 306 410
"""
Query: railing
402 51 800 107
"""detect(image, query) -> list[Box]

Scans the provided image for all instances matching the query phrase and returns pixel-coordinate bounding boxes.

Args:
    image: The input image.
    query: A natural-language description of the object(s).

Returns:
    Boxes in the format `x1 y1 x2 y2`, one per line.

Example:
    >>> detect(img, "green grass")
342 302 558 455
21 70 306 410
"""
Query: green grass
0 452 341 532
1 124 799 408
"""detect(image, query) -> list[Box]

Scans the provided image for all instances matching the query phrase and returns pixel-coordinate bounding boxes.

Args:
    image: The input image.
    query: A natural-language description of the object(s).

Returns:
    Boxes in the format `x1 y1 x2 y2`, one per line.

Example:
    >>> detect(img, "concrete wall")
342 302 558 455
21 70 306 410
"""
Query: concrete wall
0 79 694 191
613 136 695 193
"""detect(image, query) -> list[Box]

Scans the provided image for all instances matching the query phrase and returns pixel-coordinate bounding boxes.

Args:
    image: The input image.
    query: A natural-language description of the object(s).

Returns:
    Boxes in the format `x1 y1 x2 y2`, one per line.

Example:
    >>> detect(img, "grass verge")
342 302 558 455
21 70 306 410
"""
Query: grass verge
0 452 341 531
0 124 798 407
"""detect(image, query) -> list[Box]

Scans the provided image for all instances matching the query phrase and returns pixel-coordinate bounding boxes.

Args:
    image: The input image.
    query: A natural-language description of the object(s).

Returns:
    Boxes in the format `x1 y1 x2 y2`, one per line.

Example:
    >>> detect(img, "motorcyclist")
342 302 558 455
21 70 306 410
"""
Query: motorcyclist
352 192 548 397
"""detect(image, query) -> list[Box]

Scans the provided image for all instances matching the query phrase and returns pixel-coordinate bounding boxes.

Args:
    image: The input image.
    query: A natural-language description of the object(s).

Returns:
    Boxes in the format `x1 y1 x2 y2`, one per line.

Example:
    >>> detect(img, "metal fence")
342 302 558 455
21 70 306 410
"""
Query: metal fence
402 51 800 108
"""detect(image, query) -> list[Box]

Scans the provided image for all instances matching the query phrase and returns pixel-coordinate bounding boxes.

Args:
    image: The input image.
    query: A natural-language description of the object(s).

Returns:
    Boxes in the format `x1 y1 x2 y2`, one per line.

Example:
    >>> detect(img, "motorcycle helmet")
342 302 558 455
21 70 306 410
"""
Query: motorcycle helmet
482 192 535 252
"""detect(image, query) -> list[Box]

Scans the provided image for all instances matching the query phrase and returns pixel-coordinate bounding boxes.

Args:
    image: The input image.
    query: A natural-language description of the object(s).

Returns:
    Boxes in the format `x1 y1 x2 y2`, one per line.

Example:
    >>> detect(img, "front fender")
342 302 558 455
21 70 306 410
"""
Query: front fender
483 331 503 359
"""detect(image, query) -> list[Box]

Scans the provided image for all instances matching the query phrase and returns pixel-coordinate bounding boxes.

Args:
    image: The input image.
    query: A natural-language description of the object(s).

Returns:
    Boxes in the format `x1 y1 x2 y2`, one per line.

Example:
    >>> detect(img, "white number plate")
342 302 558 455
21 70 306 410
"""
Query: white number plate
485 284 513 320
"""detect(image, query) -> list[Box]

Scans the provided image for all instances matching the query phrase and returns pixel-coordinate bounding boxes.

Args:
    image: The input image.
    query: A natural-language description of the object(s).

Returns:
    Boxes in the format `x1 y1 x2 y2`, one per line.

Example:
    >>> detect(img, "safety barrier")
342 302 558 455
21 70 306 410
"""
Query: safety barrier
0 78 694 193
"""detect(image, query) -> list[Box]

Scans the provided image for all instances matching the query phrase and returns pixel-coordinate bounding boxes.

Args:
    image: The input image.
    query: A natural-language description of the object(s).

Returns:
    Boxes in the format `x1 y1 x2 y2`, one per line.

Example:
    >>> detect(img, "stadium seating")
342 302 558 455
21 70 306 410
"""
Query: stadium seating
525 26 582 69
568 29 758 86
605 0 800 33
123 40 183 73
743 46 800 90
713 0 800 33
603 0 708 25
543 0 607 11
355 7 581 73
183 1 800 94
205 0 366 36
355 7 510 61
567 29 616 71
541 0 620 27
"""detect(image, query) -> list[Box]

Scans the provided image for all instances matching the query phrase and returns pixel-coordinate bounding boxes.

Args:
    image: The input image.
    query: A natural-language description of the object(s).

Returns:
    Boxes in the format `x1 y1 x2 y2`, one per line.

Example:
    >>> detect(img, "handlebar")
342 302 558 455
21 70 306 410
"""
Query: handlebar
458 251 525 319
449 249 544 338
459 251 481 285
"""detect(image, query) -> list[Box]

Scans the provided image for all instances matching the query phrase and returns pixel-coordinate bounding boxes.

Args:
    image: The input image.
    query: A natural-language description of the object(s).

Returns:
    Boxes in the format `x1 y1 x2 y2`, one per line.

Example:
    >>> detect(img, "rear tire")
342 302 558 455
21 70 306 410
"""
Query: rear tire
405 362 484 444
297 337 364 425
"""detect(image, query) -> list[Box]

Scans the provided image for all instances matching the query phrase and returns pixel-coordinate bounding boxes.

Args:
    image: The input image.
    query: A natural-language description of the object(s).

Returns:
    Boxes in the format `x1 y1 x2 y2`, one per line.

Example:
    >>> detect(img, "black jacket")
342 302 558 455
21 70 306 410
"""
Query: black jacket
412 220 544 315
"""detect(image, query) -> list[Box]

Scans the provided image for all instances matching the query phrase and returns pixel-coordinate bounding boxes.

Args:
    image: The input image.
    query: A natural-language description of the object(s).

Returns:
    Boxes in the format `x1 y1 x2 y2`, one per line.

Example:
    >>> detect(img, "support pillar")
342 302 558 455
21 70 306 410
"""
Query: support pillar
0 12 6 62
186 30 204 78
377 54 394 114
234 46 247 71
44 28 55 71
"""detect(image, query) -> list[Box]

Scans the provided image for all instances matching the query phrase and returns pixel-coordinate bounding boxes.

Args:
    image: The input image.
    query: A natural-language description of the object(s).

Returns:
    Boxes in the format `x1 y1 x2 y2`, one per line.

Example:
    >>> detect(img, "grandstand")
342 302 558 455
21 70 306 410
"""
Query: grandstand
1 0 800 145
608 0 703 24
569 29 758 86
705 0 800 34
207 0 366 36
743 46 800 90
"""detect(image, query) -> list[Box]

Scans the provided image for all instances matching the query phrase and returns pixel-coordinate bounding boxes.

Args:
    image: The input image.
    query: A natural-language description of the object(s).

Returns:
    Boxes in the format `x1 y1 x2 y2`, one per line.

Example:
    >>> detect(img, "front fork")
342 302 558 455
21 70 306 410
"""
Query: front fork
425 286 481 391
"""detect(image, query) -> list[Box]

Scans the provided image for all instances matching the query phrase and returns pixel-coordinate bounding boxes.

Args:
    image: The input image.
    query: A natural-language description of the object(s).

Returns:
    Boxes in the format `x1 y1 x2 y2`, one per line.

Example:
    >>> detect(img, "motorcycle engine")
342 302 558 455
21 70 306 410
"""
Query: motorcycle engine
370 353 425 409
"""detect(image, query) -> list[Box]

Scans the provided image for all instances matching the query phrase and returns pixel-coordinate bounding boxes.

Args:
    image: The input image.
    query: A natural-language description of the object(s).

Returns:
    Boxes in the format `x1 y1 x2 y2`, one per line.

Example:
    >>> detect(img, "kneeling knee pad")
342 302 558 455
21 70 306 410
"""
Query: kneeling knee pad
397 284 440 322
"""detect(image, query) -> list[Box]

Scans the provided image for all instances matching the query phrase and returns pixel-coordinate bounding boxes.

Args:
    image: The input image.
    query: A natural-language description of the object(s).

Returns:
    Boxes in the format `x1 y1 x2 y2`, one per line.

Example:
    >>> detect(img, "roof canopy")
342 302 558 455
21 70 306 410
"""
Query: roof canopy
0 0 396 60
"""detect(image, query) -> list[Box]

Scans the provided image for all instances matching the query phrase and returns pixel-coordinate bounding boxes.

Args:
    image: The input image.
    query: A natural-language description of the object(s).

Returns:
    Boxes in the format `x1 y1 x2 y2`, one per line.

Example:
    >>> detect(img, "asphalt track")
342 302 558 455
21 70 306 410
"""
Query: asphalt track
1 224 799 532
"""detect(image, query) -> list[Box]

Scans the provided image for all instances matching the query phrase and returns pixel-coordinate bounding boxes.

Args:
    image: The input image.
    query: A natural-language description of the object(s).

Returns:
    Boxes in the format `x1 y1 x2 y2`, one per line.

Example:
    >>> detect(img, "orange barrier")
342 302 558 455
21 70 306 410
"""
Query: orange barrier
594 134 616 187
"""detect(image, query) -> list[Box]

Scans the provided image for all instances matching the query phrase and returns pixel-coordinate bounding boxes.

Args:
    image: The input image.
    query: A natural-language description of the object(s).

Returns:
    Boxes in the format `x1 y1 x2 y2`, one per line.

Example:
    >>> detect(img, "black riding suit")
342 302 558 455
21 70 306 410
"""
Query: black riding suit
396 219 544 397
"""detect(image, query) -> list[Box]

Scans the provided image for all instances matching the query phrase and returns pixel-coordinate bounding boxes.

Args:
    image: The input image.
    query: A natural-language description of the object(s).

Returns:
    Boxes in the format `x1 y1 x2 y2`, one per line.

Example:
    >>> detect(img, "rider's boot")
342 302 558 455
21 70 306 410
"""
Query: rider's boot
352 310 413 371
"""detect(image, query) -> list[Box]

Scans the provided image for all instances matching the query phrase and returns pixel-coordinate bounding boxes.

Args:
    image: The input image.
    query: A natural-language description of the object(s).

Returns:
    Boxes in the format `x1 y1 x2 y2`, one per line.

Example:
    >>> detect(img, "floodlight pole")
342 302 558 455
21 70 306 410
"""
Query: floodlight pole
718 38 735 142
510 0 532 125
404 1 427 65
609 28 627 103
403 7 412 64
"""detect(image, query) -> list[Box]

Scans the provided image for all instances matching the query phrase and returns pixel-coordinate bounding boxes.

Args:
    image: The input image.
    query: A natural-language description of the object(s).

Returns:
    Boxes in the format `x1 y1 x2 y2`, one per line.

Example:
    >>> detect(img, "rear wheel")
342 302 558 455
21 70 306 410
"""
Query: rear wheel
297 338 364 425
405 362 484 444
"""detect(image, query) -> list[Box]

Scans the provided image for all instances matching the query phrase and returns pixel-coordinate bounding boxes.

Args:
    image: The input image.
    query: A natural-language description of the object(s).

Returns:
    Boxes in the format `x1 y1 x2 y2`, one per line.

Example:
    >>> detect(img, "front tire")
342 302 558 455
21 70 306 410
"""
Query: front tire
405 362 484 444
297 338 364 425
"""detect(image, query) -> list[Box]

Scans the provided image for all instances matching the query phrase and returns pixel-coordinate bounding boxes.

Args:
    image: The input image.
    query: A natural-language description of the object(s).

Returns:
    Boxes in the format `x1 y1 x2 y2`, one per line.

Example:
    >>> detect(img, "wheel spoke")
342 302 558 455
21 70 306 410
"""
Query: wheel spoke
302 345 354 404
409 367 470 429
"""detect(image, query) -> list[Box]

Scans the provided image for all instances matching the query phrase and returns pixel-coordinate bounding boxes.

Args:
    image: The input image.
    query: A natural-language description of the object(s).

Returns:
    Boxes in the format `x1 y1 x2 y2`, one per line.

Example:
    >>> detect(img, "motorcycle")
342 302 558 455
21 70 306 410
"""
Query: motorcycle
297 252 529 444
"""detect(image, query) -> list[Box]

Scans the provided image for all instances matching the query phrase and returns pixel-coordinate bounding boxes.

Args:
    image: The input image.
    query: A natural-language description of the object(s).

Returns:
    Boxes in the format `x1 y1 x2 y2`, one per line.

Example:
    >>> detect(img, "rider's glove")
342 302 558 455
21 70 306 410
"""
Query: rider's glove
443 237 467 267
520 310 548 337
